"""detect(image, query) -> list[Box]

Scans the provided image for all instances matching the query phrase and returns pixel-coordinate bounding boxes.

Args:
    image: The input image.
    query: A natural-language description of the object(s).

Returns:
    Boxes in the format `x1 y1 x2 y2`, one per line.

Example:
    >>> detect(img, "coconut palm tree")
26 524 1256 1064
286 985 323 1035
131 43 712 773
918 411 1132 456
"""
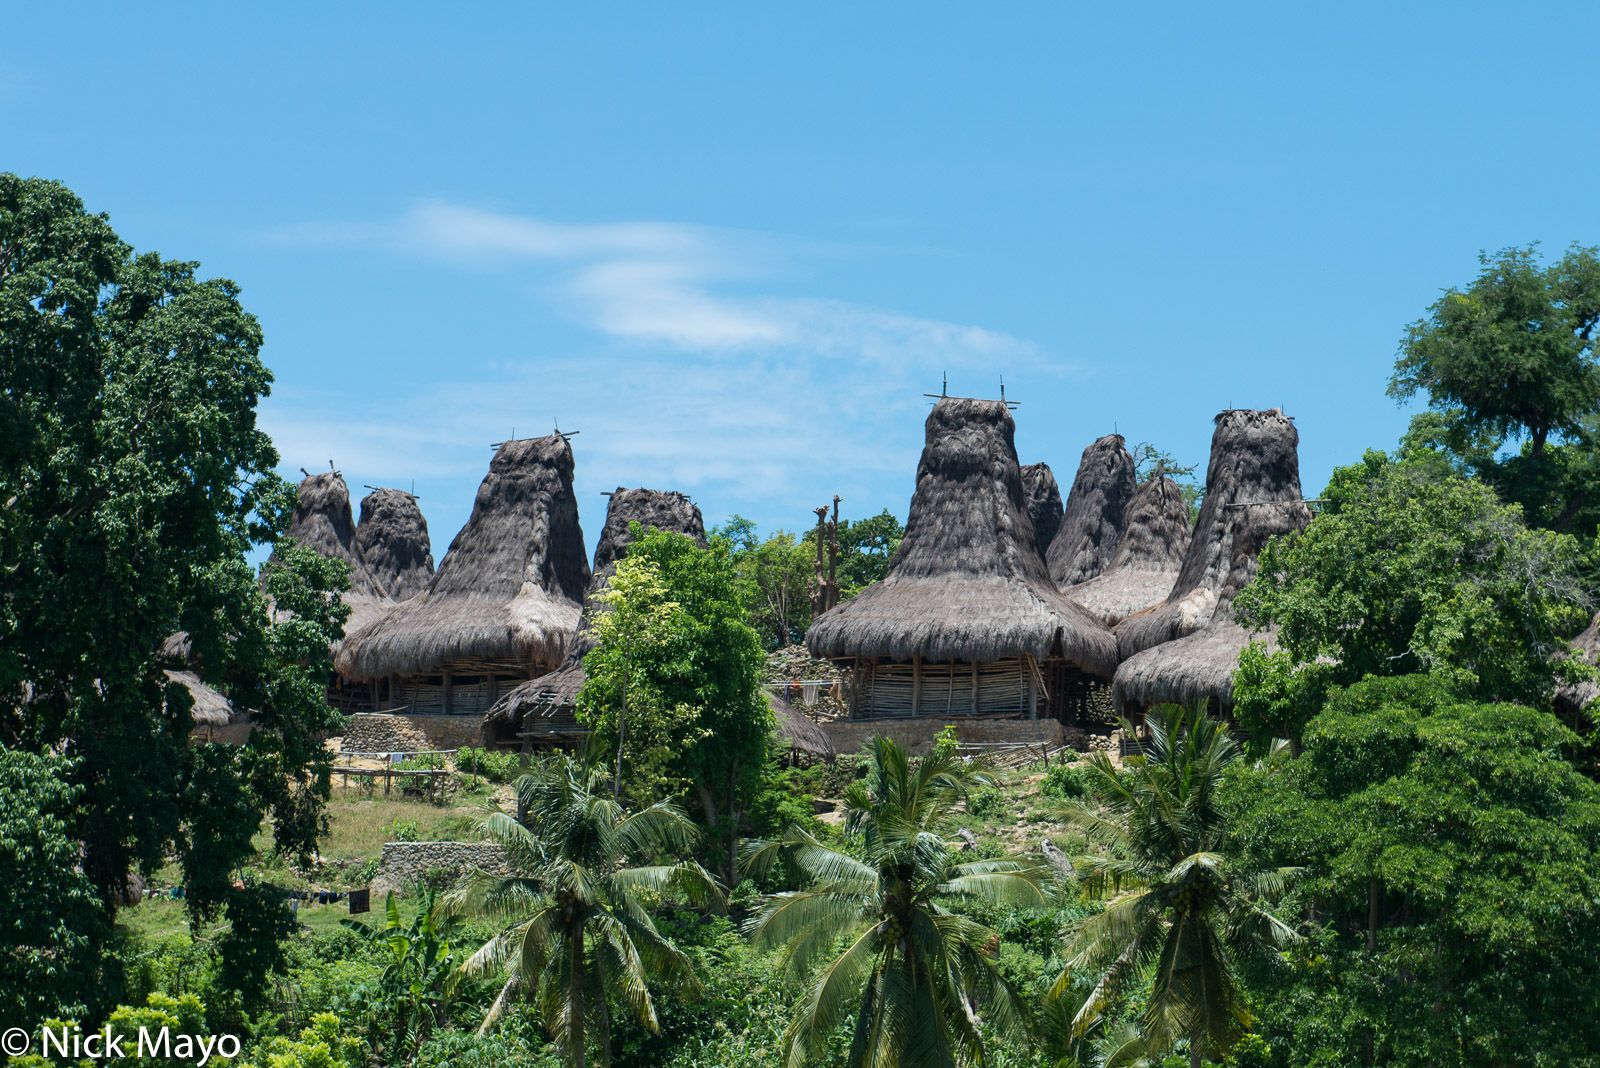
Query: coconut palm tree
445 751 725 1068
1048 704 1299 1068
744 734 1046 1068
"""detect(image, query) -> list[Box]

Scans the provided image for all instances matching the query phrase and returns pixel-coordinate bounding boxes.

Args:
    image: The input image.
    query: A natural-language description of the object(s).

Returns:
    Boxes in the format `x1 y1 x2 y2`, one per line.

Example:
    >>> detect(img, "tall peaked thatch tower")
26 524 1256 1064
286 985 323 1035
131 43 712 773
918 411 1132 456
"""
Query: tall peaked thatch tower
336 433 590 715
275 471 376 590
1112 409 1311 715
354 488 435 601
1063 476 1192 627
1047 435 1136 588
806 398 1117 721
1021 462 1064 556
484 487 706 746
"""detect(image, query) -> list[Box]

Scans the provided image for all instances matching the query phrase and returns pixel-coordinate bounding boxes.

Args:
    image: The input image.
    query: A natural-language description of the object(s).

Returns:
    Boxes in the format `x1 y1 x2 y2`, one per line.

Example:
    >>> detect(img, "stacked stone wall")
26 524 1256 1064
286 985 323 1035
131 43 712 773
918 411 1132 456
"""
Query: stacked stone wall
371 841 508 896
822 717 1063 756
339 713 484 754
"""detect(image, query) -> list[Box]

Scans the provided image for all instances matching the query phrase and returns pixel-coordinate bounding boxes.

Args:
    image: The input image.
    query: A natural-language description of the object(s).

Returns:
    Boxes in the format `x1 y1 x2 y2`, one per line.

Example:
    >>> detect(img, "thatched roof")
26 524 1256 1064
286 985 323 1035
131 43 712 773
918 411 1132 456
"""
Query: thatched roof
485 487 706 728
1063 477 1192 627
335 434 591 680
1021 463 1064 555
274 472 380 594
355 488 434 601
1047 435 1136 588
166 670 235 727
805 398 1117 675
1116 409 1311 660
1555 611 1600 719
1112 613 1282 713
768 692 836 760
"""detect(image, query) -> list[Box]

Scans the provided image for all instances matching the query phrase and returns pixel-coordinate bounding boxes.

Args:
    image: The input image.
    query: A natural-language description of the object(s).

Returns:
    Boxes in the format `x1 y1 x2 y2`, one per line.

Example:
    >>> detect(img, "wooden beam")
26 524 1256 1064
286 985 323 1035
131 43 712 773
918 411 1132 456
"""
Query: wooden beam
442 672 453 715
971 661 979 716
912 655 922 717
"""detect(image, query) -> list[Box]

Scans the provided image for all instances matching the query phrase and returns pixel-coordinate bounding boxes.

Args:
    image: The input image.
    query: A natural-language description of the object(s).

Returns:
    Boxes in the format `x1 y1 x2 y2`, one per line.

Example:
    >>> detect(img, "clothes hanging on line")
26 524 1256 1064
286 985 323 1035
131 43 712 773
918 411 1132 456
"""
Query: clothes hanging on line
802 682 820 706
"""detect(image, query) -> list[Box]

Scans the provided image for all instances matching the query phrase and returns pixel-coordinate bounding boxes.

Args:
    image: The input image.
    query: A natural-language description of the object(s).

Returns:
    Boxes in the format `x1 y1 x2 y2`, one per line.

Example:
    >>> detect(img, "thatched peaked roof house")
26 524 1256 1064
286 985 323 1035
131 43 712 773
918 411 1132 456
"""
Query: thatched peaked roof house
1113 409 1311 714
1047 435 1136 588
1021 463 1064 556
484 487 705 746
1555 611 1600 720
336 433 590 715
355 488 434 602
806 398 1117 721
1064 476 1192 627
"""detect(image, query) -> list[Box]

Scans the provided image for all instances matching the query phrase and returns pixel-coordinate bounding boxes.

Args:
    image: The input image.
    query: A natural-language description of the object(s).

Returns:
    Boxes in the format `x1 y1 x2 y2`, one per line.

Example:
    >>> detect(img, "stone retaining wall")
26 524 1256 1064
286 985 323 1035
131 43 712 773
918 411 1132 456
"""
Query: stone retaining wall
339 713 485 754
822 717 1063 756
371 841 509 896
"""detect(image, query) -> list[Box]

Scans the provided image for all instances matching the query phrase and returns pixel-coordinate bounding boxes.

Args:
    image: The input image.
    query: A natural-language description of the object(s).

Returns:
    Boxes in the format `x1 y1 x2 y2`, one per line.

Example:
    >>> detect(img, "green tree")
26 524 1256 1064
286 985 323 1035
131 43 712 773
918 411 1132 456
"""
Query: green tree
744 735 1042 1068
1389 243 1600 533
1232 457 1593 744
1225 675 1600 1065
0 174 346 1010
446 752 725 1068
1048 706 1298 1068
579 526 769 885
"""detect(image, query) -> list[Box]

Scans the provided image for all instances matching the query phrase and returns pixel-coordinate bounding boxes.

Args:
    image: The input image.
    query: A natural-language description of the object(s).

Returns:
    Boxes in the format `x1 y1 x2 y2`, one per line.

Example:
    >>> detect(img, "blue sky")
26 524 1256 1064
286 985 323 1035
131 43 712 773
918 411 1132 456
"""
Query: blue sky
7 4 1600 558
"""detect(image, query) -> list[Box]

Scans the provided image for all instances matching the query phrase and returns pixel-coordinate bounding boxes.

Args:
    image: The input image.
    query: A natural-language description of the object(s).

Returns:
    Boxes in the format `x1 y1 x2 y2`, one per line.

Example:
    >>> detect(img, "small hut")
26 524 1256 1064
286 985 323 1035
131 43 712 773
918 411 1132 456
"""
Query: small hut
355 488 435 602
1112 409 1311 716
336 433 590 715
806 397 1118 722
1021 463 1064 556
1063 476 1192 627
168 670 243 743
768 691 837 763
1047 435 1136 588
1555 612 1600 720
483 486 705 747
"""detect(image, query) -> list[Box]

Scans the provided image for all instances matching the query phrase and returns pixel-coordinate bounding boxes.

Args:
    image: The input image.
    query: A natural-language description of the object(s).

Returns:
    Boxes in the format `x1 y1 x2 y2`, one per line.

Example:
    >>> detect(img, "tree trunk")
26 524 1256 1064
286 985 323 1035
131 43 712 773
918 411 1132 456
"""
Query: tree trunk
1190 1034 1203 1068
613 644 628 799
725 762 741 888
696 782 719 827
570 924 586 1068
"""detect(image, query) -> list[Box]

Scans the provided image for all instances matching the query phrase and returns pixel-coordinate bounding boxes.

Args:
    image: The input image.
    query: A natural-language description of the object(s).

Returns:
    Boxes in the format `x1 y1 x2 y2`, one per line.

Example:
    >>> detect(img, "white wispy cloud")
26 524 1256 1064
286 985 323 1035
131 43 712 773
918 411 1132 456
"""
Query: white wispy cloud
258 201 1077 548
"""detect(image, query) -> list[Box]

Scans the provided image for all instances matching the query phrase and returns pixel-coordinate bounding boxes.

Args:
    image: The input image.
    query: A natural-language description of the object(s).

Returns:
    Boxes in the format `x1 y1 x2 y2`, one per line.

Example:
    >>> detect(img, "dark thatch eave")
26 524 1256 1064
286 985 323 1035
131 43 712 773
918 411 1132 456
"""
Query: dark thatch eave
485 487 706 730
1064 476 1192 627
1112 608 1279 713
805 398 1117 676
335 434 591 681
355 488 434 601
1047 435 1136 588
1020 463 1064 556
1556 611 1600 719
768 692 836 760
1116 409 1311 660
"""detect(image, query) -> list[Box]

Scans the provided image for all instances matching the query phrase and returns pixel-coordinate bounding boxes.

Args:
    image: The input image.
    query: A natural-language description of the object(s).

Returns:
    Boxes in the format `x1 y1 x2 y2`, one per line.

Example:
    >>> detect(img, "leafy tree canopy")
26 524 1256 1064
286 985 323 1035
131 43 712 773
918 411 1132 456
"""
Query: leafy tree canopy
1233 454 1593 742
0 174 345 1014
1390 243 1600 535
1226 675 1600 1066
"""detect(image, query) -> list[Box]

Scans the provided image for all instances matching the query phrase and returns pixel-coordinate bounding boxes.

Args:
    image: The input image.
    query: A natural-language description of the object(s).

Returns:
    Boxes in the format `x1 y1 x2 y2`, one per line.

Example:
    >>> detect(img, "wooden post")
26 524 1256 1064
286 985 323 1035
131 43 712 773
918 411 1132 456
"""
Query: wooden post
971 661 979 716
442 671 453 714
912 655 923 716
1024 663 1035 719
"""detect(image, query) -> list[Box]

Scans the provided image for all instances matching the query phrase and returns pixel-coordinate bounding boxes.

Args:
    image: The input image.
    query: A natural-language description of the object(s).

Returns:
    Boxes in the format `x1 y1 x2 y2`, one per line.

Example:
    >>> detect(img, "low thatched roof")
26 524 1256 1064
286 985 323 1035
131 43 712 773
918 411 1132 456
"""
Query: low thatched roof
1047 435 1136 588
1021 463 1064 556
805 398 1117 676
1064 476 1192 627
1116 409 1311 660
336 434 591 680
485 487 706 729
1112 614 1282 713
768 692 836 760
355 488 434 601
166 670 235 727
1555 611 1600 719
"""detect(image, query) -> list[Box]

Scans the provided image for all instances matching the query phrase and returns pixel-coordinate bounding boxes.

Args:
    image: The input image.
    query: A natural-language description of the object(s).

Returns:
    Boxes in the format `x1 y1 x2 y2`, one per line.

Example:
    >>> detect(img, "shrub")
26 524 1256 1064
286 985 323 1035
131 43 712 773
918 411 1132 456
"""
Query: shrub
387 818 420 842
967 785 1008 819
1041 763 1089 800
455 747 523 784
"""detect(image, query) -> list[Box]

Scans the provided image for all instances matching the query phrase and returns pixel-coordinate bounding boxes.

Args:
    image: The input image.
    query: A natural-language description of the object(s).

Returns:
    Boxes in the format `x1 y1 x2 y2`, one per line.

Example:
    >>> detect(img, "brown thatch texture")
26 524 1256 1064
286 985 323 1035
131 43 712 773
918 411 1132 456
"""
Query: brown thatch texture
274 472 381 596
355 488 434 601
1112 611 1279 713
768 692 836 760
1556 611 1600 719
805 398 1117 675
1063 477 1192 626
484 487 706 729
166 670 234 727
1116 410 1311 659
1047 435 1136 588
335 434 591 680
1020 463 1064 556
